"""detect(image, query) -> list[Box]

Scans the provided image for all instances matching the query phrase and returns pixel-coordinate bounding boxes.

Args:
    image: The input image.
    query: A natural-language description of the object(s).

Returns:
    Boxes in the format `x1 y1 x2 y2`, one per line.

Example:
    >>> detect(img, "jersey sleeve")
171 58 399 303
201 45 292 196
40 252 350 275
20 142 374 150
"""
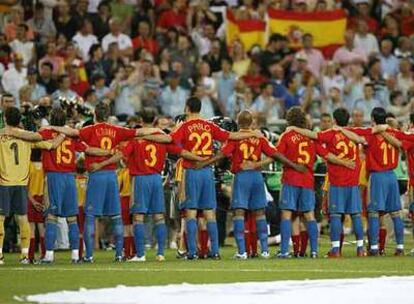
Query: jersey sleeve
349 127 371 137
221 141 236 157
166 143 184 155
32 141 53 150
38 129 52 140
317 130 334 144
170 126 184 145
315 142 329 158
275 133 288 154
402 140 414 151
210 123 230 142
392 129 414 141
79 126 93 142
261 138 277 157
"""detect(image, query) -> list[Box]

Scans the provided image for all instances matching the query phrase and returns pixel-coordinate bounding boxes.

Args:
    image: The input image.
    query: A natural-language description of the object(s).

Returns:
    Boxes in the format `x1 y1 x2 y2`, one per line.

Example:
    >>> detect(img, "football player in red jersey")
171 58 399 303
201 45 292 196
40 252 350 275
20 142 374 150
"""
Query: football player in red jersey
342 107 414 256
47 103 166 262
274 107 356 258
90 107 205 261
287 108 367 257
170 97 263 259
195 110 305 259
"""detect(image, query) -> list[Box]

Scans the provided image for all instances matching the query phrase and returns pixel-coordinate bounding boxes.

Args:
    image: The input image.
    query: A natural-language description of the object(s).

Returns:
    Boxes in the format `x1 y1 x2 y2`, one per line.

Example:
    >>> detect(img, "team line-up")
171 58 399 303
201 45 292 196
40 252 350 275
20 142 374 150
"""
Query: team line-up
0 97 413 264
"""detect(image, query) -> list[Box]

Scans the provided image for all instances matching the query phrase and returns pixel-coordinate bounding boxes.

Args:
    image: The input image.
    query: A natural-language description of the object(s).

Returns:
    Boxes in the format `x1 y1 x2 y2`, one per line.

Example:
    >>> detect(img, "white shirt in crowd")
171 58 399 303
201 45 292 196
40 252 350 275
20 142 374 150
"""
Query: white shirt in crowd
73 32 99 61
1 65 28 107
354 33 380 58
101 33 133 52
9 40 34 66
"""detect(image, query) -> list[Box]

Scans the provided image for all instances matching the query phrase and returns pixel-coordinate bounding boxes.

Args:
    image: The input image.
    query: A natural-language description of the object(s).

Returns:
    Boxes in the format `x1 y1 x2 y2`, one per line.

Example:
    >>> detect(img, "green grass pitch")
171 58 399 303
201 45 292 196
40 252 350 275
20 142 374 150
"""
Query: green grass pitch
1 237 413 304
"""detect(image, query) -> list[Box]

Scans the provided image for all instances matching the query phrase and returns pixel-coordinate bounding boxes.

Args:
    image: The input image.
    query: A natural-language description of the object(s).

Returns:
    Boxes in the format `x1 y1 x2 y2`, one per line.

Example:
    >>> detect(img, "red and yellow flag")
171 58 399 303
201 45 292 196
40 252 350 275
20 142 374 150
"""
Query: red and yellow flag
268 9 347 56
226 10 267 51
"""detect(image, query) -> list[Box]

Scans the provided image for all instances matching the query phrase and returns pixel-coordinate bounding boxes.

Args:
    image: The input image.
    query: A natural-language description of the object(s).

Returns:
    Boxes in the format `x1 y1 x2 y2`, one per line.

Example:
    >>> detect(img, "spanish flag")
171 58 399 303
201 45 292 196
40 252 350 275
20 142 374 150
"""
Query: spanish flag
268 9 347 56
226 10 267 51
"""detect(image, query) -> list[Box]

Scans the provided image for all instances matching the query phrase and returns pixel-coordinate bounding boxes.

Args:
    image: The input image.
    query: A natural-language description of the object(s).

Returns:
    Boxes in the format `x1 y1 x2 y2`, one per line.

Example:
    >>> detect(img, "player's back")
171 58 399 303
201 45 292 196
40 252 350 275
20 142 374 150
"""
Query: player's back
366 129 400 172
79 122 136 171
28 161 45 196
276 130 317 189
40 129 86 172
318 129 361 186
0 135 33 186
223 136 276 173
172 118 228 168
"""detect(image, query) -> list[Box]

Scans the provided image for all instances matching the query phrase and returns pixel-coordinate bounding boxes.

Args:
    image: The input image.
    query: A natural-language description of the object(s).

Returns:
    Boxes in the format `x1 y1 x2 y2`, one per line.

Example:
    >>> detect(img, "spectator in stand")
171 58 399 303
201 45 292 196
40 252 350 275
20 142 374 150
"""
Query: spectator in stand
251 82 283 125
4 6 34 41
110 0 133 32
353 18 379 58
130 0 155 38
51 74 78 106
27 2 56 43
9 23 34 67
91 73 112 101
380 14 400 48
83 88 99 111
333 29 366 67
91 0 112 40
394 36 413 62
170 34 198 79
38 41 65 76
192 84 215 119
396 58 414 100
72 19 99 62
321 85 344 114
21 67 46 104
132 20 158 56
343 63 368 110
296 33 325 79
321 61 345 97
242 60 267 96
102 18 133 58
260 33 285 76
226 79 252 119
348 0 379 34
85 44 106 80
53 1 78 40
102 42 125 84
157 48 172 80
1 53 27 105
353 82 382 120
159 71 188 119
215 57 236 112
157 0 188 33
68 62 90 98
202 38 224 73
171 60 192 90
37 62 58 95
379 39 400 77
230 39 251 77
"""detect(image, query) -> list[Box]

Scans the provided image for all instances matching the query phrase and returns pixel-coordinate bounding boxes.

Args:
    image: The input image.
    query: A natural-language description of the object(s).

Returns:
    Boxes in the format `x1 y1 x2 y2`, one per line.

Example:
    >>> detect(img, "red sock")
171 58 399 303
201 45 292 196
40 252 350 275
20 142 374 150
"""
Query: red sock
244 230 251 255
39 237 45 258
124 237 130 258
130 236 136 256
292 235 300 255
379 228 387 251
79 237 84 259
299 231 308 255
29 238 35 261
199 230 208 256
339 233 345 253
250 231 258 255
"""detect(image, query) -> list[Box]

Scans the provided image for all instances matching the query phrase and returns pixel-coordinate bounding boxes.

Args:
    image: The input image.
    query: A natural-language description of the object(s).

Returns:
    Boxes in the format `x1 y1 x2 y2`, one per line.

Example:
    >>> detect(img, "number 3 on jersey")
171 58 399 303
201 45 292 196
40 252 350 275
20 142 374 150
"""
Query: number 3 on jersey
145 144 157 167
298 142 310 164
189 132 212 156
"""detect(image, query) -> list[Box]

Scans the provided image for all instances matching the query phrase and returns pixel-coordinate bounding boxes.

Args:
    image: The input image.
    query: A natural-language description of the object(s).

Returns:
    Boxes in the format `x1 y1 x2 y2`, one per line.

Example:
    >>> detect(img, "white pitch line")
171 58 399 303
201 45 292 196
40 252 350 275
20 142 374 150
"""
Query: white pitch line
3 267 413 274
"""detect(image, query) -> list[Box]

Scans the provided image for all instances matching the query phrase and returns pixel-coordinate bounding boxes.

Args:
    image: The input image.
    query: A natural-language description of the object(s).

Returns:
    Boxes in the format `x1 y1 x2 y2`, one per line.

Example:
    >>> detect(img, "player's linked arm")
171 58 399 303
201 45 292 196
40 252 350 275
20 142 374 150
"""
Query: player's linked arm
228 129 263 140
180 150 208 162
380 131 402 149
85 147 115 156
271 152 307 172
4 127 43 142
135 127 165 137
49 134 66 149
89 152 123 172
194 152 225 169
337 127 366 144
50 126 80 137
140 134 172 143
286 126 317 139
325 153 356 170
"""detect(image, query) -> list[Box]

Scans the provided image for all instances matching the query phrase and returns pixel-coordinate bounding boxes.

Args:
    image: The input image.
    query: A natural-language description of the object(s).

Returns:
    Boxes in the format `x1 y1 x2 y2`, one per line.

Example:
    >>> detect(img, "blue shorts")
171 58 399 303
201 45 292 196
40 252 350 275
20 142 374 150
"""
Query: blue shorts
329 185 361 214
280 184 315 212
46 172 78 217
183 167 216 210
85 170 121 216
0 185 28 216
130 174 165 214
368 170 401 213
231 170 267 210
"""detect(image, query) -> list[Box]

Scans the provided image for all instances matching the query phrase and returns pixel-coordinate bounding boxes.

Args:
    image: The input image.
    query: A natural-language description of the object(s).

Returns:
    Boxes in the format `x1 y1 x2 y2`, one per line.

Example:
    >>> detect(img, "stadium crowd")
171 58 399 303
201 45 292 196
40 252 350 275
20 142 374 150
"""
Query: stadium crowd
0 0 414 263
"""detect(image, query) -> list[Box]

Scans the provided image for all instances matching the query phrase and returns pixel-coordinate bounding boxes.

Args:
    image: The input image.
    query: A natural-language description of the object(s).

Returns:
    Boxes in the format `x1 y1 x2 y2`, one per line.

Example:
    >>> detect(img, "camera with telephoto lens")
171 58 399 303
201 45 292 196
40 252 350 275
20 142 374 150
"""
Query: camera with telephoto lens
59 96 93 119
21 104 51 131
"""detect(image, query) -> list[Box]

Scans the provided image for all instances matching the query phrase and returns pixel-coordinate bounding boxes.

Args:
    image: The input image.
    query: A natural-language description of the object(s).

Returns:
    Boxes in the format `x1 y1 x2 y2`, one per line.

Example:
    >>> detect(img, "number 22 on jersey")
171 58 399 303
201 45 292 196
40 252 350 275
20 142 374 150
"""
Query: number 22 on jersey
189 132 212 156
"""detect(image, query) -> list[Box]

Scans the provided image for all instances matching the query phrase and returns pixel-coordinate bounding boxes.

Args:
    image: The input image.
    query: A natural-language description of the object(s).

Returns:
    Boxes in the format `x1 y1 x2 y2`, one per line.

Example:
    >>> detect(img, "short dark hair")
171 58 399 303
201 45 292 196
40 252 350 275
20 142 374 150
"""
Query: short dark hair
95 103 110 122
260 81 272 91
140 107 157 124
50 108 67 126
18 23 29 32
41 62 53 70
286 106 307 128
371 107 387 125
1 93 14 102
186 96 202 114
332 108 349 127
321 112 331 119
5 107 21 127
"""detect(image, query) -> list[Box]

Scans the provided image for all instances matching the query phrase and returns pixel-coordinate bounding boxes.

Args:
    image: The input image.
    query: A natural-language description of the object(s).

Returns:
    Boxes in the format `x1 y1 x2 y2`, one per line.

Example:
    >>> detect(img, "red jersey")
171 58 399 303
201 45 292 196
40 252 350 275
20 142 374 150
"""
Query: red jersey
351 128 414 172
171 119 230 169
317 129 361 187
79 122 136 171
122 139 183 176
276 130 328 189
221 135 277 173
402 140 414 186
39 129 87 172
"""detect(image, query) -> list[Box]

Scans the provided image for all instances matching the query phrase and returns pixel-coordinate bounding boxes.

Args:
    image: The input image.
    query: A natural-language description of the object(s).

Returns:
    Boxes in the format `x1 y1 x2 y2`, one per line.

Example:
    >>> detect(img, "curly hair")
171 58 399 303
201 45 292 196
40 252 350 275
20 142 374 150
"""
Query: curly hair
286 106 307 128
